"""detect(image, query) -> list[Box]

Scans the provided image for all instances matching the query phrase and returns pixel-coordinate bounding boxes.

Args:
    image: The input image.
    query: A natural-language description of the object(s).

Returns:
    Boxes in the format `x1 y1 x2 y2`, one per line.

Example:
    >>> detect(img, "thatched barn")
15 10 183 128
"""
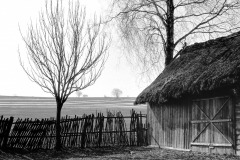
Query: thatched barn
135 31 240 155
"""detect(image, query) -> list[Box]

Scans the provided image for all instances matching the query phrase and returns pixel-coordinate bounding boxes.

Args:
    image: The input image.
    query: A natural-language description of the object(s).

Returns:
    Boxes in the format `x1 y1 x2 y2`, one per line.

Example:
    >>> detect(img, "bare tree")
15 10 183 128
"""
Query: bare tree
109 0 240 78
19 0 110 150
112 88 123 98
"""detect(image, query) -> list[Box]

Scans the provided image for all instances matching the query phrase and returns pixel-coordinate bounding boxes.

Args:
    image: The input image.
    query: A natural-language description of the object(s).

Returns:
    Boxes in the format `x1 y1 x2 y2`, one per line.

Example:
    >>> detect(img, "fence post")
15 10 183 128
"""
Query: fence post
139 112 143 146
2 117 14 149
81 116 87 149
136 114 139 146
98 115 104 147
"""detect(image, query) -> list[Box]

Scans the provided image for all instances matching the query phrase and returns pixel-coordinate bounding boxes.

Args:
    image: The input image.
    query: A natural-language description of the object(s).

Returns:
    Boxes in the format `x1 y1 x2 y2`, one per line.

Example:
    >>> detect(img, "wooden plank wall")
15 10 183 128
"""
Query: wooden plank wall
147 101 191 150
235 96 240 155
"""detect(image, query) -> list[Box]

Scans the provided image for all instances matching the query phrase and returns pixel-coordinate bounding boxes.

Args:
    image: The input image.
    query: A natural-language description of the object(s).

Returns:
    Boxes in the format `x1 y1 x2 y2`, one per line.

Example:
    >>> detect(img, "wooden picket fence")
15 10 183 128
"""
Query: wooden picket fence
0 116 14 149
0 110 147 150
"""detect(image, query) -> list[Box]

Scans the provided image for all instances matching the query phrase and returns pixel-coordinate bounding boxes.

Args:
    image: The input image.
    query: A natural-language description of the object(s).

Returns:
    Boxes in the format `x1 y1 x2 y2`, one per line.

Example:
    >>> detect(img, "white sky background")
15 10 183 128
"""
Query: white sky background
0 0 150 97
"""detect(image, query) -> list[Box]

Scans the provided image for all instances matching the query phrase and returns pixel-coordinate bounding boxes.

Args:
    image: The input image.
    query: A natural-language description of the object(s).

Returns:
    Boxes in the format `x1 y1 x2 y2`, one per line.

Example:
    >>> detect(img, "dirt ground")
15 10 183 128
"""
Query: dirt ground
1 146 240 160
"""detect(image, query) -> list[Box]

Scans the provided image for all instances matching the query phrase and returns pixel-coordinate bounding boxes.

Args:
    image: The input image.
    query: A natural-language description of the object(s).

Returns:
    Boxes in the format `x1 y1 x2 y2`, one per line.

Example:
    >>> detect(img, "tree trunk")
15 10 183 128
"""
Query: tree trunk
165 0 174 66
55 100 63 150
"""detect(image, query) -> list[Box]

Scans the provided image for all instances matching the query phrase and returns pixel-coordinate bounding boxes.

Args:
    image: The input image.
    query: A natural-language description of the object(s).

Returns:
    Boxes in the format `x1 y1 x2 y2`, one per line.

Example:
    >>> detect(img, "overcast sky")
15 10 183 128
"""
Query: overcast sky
0 0 150 97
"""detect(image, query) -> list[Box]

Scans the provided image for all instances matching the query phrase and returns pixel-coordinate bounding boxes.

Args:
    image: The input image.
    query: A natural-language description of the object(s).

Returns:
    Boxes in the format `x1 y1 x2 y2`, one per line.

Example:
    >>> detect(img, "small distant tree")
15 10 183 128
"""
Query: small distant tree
19 0 109 150
112 88 123 98
83 94 88 97
76 91 82 98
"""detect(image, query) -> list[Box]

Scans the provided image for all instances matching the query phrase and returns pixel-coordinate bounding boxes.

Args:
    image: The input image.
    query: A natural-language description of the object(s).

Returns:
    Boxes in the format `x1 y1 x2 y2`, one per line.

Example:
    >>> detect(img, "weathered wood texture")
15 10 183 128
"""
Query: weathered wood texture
234 96 240 155
147 101 191 150
0 116 13 149
191 97 234 155
0 110 147 150
147 96 235 155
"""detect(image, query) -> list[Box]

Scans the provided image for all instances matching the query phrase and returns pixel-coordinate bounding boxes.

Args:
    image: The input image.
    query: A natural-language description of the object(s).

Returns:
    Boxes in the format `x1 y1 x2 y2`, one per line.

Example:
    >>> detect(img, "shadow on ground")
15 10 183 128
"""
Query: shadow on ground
0 146 239 160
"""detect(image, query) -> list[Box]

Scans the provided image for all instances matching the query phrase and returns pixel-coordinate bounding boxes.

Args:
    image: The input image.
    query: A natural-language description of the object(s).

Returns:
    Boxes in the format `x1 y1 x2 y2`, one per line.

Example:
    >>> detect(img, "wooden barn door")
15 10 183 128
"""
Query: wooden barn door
191 97 235 154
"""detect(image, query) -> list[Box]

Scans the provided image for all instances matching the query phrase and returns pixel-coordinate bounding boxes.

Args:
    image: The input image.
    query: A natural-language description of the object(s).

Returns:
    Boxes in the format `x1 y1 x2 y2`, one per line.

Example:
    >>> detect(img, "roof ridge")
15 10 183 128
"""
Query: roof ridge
181 31 240 54
135 31 240 105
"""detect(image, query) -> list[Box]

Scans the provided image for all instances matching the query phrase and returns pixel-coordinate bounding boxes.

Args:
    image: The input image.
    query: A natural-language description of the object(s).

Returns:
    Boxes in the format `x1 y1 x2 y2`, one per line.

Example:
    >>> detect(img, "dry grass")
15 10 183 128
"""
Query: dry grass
1 146 239 160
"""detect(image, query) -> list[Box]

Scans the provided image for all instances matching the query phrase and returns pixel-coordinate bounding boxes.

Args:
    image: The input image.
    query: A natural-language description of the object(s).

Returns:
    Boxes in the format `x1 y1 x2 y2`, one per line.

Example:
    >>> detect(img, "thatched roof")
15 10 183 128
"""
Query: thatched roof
135 31 240 105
